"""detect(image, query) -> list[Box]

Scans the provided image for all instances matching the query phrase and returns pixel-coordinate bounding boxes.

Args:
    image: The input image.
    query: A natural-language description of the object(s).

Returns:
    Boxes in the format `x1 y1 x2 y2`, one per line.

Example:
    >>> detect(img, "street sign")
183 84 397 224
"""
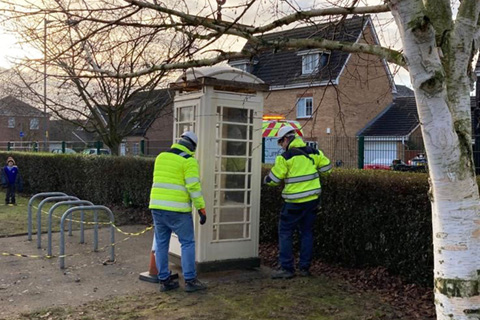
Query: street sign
19 131 24 138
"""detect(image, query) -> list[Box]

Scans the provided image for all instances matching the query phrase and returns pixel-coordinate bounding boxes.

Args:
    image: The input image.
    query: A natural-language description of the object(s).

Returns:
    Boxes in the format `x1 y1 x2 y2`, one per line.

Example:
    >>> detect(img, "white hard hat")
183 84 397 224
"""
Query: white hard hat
277 125 296 140
181 131 198 146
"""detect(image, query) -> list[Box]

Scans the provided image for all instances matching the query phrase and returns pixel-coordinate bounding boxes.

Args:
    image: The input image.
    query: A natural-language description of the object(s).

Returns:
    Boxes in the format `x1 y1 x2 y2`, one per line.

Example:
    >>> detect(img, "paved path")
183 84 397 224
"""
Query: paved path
0 225 266 319
0 225 155 318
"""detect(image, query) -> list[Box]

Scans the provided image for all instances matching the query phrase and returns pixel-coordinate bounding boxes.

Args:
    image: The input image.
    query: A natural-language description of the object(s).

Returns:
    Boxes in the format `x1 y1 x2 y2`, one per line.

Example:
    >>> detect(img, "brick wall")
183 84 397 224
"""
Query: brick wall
0 115 47 142
263 23 393 142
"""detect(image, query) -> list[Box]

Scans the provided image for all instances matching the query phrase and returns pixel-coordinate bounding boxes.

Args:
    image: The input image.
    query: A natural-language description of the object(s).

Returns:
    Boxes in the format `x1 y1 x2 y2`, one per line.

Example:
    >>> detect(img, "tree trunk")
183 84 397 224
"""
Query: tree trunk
390 0 480 318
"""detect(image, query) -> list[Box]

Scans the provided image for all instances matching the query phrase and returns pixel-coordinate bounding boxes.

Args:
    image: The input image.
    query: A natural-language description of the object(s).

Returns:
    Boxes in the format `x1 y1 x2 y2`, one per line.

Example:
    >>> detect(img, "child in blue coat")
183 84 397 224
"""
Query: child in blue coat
2 157 19 205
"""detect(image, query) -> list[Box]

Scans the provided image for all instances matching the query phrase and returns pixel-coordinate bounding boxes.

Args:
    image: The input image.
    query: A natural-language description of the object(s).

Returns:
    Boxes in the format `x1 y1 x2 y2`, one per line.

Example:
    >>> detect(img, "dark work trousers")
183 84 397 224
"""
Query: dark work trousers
278 198 319 273
5 184 15 204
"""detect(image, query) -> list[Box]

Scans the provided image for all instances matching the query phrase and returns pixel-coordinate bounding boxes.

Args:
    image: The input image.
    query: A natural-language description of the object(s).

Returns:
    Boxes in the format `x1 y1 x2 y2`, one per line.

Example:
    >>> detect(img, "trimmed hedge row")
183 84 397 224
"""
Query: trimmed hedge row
0 152 154 209
261 167 433 285
2 152 434 285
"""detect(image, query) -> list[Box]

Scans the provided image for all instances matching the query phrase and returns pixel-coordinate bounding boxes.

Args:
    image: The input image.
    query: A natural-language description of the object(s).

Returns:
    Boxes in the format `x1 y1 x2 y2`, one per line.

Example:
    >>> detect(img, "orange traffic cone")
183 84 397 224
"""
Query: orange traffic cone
139 250 159 283
148 251 158 276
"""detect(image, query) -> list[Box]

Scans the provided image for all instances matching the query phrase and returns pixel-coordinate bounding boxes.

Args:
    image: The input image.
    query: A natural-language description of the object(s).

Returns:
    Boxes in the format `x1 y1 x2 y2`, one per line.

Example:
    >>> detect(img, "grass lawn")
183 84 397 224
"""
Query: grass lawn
0 191 116 237
14 275 400 320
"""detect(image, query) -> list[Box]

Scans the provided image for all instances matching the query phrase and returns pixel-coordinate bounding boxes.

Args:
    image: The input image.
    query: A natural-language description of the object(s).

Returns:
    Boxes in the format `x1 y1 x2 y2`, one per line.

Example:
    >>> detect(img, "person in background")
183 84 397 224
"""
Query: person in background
149 131 208 292
2 157 20 206
264 126 332 279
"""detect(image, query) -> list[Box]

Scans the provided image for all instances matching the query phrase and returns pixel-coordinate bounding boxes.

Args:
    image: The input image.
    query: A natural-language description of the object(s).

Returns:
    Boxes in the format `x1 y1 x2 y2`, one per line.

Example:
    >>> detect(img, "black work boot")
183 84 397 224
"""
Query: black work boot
271 268 295 279
185 278 207 292
159 276 179 292
298 268 312 277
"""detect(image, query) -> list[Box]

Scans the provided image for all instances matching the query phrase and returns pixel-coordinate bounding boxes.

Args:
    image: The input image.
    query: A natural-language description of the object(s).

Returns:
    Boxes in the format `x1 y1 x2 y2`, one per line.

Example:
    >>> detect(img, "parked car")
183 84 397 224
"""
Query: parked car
391 154 428 172
82 148 111 155
363 158 392 170
51 148 76 154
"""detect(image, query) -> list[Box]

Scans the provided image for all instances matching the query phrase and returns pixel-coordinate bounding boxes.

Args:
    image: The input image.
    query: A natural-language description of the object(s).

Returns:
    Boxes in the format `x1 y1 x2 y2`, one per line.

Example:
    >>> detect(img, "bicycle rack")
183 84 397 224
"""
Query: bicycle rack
47 200 94 257
36 196 79 249
59 205 115 269
27 192 67 241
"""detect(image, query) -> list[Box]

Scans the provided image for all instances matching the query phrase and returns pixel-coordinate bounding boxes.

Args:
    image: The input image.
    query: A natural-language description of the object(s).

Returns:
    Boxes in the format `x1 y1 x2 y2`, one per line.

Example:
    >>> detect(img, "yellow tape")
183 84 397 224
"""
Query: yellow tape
1 228 150 260
33 205 153 235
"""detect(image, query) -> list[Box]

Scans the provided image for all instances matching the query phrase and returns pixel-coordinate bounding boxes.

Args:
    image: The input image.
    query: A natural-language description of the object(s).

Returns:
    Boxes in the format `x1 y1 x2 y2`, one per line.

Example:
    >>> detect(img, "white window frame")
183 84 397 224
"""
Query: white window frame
30 118 40 130
296 97 313 119
302 53 320 74
298 49 330 75
229 59 252 73
8 117 15 128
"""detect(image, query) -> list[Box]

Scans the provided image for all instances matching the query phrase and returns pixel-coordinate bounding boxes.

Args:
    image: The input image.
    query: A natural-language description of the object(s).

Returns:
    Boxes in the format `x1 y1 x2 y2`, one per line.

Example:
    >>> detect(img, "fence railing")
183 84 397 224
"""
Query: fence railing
4 136 480 173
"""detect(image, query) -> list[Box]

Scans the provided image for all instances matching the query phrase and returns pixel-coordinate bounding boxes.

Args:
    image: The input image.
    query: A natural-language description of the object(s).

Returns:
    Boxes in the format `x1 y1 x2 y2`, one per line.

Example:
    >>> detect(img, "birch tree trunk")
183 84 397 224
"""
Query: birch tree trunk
390 0 480 318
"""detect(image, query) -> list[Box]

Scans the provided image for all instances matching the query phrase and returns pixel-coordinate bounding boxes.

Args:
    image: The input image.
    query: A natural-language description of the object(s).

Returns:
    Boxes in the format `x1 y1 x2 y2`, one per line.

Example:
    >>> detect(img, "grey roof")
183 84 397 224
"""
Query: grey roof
0 95 44 117
394 85 414 97
92 89 174 137
233 15 372 87
360 96 477 137
49 119 94 142
125 89 174 136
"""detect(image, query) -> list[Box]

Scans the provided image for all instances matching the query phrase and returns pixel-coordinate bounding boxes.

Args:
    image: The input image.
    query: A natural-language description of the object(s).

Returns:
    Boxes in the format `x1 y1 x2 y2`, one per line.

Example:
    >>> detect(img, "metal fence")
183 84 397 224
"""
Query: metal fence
4 136 480 173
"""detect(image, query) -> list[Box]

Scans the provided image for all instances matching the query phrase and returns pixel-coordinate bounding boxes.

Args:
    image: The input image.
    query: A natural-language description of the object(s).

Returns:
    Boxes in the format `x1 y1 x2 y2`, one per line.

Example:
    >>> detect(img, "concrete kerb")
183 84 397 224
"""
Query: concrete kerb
27 192 67 241
60 205 115 269
47 200 94 257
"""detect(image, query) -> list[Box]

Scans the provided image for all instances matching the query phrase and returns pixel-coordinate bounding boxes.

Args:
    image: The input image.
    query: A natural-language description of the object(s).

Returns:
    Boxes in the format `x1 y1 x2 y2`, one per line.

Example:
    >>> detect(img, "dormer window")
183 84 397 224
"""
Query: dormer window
298 50 329 75
229 59 253 73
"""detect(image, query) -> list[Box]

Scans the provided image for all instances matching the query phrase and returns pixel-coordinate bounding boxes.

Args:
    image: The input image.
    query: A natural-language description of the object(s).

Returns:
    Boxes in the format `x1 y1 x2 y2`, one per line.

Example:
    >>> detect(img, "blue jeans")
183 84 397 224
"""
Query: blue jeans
151 209 196 281
278 199 319 273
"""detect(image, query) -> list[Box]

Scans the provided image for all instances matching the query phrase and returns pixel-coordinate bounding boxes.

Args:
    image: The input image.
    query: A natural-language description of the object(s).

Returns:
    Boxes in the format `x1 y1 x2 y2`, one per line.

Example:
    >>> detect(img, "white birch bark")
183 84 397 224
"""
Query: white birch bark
389 0 480 318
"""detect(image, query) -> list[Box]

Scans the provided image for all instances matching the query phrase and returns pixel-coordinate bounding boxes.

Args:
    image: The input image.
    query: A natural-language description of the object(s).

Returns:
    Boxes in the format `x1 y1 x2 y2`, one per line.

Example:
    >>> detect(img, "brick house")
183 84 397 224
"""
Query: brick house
228 15 395 165
0 95 47 146
118 89 174 156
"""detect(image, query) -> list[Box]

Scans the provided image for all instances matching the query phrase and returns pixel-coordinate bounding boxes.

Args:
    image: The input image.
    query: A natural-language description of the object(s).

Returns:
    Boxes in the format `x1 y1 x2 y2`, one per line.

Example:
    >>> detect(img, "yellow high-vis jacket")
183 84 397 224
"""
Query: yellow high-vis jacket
149 143 205 212
265 137 332 203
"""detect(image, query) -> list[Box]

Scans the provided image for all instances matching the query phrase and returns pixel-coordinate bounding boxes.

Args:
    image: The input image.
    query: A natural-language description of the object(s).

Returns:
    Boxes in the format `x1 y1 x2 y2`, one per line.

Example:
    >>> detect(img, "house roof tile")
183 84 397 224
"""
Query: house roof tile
235 15 371 87
0 95 44 117
360 96 477 137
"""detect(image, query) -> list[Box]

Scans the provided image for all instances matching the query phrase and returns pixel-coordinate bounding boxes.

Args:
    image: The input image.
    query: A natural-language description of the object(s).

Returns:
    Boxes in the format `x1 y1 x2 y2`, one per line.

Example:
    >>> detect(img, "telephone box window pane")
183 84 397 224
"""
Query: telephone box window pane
219 157 247 173
245 224 250 238
218 174 246 189
222 141 246 156
219 207 244 222
222 124 247 139
179 107 194 122
218 191 245 205
222 107 248 123
219 224 245 240
177 123 194 137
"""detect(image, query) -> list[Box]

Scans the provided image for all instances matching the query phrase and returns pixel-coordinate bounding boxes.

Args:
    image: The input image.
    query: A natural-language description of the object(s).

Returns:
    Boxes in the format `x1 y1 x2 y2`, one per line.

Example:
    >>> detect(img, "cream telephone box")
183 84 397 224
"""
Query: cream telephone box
169 66 267 271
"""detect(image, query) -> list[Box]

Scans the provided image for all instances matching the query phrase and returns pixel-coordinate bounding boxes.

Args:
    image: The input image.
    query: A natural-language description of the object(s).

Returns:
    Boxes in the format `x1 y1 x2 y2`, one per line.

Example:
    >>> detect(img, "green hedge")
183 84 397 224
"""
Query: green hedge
2 152 435 285
0 152 154 208
261 167 433 285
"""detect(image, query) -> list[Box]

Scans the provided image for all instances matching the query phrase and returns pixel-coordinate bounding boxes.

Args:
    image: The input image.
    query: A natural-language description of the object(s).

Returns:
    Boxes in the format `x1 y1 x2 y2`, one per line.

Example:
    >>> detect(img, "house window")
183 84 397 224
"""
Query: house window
8 117 15 128
297 97 313 118
229 59 253 73
133 143 140 155
30 118 40 130
300 50 329 75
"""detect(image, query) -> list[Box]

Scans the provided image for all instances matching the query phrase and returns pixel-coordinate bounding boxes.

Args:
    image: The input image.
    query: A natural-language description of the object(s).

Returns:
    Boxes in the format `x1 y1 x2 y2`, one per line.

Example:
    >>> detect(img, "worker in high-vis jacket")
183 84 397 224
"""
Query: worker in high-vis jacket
264 125 332 279
149 131 207 292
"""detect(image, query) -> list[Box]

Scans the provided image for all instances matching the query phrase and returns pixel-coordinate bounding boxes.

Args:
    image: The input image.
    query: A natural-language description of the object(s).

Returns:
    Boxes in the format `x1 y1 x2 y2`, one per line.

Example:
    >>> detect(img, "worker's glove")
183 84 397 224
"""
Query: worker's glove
198 208 207 225
263 175 272 185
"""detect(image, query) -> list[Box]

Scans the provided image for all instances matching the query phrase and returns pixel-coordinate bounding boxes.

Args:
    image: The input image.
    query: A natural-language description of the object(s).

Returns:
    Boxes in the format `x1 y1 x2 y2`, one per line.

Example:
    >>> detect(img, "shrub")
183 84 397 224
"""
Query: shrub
2 152 436 285
260 167 433 286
